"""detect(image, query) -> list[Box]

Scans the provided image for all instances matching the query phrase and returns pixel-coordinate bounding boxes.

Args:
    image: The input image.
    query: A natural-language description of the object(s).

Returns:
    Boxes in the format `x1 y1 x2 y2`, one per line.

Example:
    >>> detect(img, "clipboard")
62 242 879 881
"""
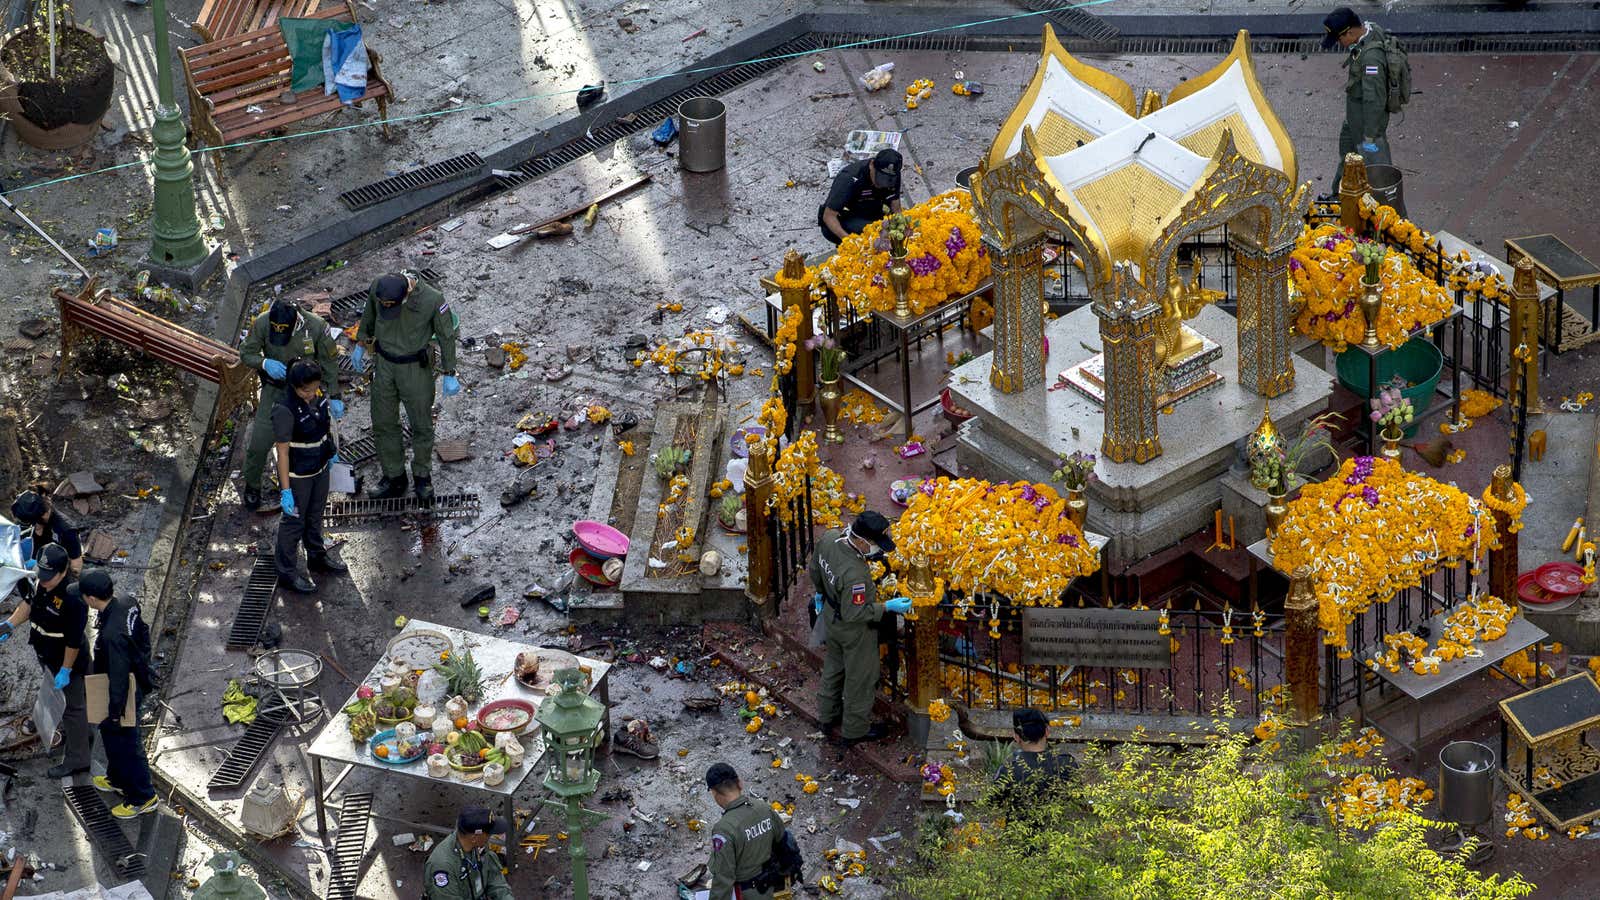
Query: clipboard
328 422 356 494
85 673 139 723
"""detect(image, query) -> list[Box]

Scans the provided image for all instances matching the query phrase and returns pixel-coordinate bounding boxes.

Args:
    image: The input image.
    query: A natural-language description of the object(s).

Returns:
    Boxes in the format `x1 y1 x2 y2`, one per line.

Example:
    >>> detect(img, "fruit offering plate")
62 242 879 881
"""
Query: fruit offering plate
477 699 536 736
514 648 580 691
385 629 454 669
369 729 426 766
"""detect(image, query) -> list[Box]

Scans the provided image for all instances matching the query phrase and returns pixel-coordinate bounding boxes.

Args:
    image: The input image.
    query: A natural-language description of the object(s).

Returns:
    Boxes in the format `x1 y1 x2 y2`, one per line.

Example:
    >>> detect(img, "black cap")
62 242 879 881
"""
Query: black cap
374 274 409 319
267 300 297 346
79 569 114 600
851 510 896 555
10 490 46 525
37 543 70 579
1322 7 1361 49
456 806 509 836
705 762 739 791
1013 708 1049 742
872 148 902 190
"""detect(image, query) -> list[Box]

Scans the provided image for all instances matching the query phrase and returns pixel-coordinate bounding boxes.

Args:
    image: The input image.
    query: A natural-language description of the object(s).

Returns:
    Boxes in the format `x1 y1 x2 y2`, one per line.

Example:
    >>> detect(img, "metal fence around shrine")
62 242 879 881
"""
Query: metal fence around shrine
1319 561 1471 715
766 473 814 613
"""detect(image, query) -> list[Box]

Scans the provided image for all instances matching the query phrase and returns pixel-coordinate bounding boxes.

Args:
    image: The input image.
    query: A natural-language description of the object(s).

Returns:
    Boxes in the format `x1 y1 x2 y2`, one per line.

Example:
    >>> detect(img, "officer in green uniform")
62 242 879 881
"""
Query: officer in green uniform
810 511 911 747
1324 7 1393 192
706 763 788 900
424 806 513 900
352 272 460 503
237 298 341 510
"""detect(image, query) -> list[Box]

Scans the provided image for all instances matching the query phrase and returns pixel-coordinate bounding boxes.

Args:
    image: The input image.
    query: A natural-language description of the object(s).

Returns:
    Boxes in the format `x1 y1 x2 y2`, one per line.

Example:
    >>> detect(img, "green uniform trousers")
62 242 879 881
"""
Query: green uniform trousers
372 358 436 479
241 384 286 490
817 620 880 740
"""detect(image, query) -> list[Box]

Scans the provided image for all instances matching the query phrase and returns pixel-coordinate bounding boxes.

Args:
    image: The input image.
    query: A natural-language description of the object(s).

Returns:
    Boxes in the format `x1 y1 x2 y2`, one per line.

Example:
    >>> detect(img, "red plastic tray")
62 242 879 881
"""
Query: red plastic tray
1535 562 1587 597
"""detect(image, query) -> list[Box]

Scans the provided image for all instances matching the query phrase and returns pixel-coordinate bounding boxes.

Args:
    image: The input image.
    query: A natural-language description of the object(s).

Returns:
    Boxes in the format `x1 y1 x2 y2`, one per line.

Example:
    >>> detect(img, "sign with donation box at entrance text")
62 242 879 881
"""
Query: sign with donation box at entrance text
1021 608 1171 669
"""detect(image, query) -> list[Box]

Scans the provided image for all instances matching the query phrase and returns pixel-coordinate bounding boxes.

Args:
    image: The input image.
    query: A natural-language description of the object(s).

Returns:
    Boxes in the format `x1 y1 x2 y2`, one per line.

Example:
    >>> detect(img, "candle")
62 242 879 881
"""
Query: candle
1229 516 1236 549
1564 518 1584 553
1214 510 1224 544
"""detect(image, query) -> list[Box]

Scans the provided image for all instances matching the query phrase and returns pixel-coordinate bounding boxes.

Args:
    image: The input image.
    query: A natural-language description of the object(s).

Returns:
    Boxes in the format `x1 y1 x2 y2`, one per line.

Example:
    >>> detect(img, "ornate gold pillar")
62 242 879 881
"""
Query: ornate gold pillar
1488 465 1520 603
744 440 775 617
1097 276 1163 463
1509 258 1544 414
987 234 1047 394
1230 230 1296 398
1283 565 1320 725
776 249 816 407
1338 153 1369 233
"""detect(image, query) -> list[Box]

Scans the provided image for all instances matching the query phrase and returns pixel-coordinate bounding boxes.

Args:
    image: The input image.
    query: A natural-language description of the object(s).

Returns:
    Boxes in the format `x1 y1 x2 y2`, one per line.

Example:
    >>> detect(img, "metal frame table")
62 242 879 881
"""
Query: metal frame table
304 621 611 866
846 285 989 442
1504 234 1600 363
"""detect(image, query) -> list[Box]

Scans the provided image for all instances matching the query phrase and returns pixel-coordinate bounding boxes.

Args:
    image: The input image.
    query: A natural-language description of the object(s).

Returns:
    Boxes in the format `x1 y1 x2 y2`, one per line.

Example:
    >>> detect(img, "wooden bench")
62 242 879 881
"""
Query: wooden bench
55 280 254 443
179 3 392 163
192 0 322 42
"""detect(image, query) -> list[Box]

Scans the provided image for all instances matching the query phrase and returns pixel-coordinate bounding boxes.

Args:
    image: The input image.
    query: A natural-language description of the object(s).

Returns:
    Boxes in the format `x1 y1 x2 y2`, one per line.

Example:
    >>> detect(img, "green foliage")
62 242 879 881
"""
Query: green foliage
902 724 1534 900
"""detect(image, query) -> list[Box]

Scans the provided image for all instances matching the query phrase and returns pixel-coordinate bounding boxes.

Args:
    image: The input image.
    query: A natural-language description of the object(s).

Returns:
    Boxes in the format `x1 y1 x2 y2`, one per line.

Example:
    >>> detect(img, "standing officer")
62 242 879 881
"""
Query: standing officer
1324 7 1394 192
352 271 460 503
706 762 791 900
424 806 514 900
273 360 345 593
0 544 93 778
810 511 911 748
10 490 82 573
817 148 903 246
238 297 342 510
79 570 159 818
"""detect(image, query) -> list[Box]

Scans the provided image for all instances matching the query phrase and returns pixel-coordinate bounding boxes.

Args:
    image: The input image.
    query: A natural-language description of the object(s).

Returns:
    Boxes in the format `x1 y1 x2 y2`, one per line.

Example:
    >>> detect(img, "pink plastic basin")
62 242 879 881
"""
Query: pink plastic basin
573 520 629 559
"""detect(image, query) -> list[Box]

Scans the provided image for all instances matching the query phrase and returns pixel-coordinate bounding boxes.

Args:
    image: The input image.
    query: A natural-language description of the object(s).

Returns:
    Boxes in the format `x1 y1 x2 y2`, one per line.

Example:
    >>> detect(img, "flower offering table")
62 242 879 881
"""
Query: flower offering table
1504 233 1600 357
846 283 989 442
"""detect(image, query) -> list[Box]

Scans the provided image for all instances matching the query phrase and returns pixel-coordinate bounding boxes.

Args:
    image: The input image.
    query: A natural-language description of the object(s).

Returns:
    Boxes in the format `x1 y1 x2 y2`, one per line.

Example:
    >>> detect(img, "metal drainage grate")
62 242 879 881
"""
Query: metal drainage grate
325 792 374 900
63 785 146 879
324 492 481 527
495 35 820 188
339 154 486 211
338 423 410 468
327 267 442 321
1020 0 1121 46
814 31 970 53
226 547 278 651
207 710 288 792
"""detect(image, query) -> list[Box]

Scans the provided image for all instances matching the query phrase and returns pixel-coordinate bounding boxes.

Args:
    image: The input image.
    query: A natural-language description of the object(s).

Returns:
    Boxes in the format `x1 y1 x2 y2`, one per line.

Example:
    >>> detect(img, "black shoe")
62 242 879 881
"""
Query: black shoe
242 486 262 509
308 554 348 574
844 724 889 747
821 719 842 742
370 475 407 500
283 574 317 594
48 762 89 779
413 476 434 504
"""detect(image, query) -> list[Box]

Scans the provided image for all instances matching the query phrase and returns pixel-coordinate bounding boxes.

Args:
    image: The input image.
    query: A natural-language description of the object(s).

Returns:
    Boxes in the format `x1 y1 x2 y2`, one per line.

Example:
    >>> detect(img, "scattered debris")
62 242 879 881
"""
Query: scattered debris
436 441 472 463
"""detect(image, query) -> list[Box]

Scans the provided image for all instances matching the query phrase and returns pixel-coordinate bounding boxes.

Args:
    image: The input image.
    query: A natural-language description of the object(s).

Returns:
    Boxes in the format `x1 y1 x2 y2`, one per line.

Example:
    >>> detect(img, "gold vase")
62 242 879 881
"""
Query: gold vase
1359 276 1382 348
819 376 844 444
888 250 912 319
1380 423 1403 461
1065 486 1088 529
1264 486 1288 537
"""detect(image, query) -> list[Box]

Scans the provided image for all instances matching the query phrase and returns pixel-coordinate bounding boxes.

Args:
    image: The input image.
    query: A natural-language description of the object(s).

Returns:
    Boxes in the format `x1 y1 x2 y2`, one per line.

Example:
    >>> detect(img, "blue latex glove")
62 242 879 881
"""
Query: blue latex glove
349 345 365 372
23 559 35 571
330 453 341 464
329 398 345 419
1358 141 1380 155
0 621 12 643
54 667 71 690
813 593 823 615
260 358 287 380
884 597 912 615
280 489 297 517
441 375 461 397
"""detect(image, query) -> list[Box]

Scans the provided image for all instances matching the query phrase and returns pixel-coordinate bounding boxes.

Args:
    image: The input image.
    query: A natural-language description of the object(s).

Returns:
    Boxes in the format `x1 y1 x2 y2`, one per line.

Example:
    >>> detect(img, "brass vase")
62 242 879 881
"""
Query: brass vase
1264 484 1288 537
1065 486 1088 529
1359 276 1382 348
1380 423 1403 461
888 250 912 319
819 376 844 444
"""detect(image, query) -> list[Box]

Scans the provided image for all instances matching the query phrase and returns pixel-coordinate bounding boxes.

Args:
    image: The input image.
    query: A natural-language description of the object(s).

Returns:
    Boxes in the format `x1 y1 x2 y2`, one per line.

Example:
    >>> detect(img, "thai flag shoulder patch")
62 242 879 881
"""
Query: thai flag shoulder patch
1364 65 1380 75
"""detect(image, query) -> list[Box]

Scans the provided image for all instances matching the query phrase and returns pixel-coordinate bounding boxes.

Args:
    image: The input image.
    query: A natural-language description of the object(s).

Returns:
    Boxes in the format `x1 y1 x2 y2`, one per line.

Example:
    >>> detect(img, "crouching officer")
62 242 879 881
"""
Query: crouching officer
238 298 341 510
424 805 513 900
273 360 346 594
707 763 799 900
10 490 82 573
810 511 911 747
0 544 93 778
80 570 159 818
352 272 460 503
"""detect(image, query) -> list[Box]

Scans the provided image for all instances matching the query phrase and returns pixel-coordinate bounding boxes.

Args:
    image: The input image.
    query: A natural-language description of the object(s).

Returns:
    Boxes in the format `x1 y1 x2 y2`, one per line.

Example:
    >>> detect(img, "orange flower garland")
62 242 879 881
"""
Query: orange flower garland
1270 456 1495 647
1290 224 1453 351
770 431 851 528
808 190 991 317
1481 481 1529 534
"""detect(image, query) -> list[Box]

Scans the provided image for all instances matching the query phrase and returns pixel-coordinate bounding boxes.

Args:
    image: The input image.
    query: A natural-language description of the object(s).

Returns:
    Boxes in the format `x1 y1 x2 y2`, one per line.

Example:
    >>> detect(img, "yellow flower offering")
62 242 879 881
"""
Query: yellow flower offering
745 716 763 734
806 191 991 318
1290 224 1453 351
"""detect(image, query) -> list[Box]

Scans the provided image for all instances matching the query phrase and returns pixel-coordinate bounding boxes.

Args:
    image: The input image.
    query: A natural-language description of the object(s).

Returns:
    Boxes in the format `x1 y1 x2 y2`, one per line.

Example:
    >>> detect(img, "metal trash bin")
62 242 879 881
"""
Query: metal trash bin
1365 164 1407 218
955 165 980 192
1439 740 1496 826
678 97 726 173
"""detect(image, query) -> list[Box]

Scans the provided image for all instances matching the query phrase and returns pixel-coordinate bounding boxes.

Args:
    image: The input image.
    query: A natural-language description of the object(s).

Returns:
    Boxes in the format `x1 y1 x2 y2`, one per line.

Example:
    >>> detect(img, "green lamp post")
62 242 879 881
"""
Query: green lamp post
534 668 606 900
191 852 266 899
146 0 218 285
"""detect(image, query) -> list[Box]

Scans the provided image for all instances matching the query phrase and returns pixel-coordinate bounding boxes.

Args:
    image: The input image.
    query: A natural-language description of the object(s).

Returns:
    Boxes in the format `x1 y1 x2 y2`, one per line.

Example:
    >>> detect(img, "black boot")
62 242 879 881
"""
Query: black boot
370 475 407 499
283 574 317 594
413 476 434 505
309 553 348 574
242 486 261 510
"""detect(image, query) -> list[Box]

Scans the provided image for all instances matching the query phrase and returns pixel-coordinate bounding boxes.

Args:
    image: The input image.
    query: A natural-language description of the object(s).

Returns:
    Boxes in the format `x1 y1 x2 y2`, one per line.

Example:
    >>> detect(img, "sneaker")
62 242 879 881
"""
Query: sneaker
111 797 158 819
610 719 659 759
93 775 123 794
308 553 348 574
284 574 317 594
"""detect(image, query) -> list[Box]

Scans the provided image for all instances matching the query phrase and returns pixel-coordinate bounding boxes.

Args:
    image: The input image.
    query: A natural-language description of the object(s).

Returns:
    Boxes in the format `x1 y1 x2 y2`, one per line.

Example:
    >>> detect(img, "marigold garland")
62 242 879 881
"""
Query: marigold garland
807 190 991 317
1459 389 1502 420
1481 482 1530 534
1290 224 1453 351
770 431 849 528
1369 595 1516 676
1271 456 1495 647
772 305 801 376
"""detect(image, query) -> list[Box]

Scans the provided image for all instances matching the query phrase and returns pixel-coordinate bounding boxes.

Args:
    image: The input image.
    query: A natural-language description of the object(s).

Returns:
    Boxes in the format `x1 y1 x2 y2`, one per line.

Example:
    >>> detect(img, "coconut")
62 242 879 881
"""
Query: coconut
699 550 722 576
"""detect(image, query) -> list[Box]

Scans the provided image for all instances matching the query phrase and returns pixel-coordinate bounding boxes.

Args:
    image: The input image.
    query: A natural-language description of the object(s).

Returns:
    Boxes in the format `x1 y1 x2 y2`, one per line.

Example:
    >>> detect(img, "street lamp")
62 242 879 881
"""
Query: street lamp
146 0 219 286
534 668 605 900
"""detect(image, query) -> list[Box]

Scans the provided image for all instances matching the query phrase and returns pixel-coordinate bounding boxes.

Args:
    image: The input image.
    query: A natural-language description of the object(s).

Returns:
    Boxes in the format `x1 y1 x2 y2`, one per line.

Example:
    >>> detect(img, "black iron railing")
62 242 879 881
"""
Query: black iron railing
767 474 814 613
1321 562 1467 714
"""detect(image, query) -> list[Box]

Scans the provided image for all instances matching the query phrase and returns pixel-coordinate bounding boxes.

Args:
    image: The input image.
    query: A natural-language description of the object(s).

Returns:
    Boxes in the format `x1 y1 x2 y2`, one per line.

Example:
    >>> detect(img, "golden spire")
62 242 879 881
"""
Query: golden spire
1250 400 1280 453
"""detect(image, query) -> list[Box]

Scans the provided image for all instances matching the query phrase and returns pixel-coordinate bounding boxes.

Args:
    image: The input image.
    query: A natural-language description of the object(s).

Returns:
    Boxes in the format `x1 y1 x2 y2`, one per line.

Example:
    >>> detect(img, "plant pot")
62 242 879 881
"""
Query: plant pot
1380 424 1404 461
819 376 844 444
0 24 116 150
1357 276 1382 348
1064 487 1088 530
1335 337 1442 438
1264 487 1288 536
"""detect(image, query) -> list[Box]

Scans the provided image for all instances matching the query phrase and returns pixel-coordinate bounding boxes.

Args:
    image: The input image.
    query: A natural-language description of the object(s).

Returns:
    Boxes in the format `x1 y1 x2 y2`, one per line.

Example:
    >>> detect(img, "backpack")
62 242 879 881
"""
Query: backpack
1379 33 1412 113
753 828 805 892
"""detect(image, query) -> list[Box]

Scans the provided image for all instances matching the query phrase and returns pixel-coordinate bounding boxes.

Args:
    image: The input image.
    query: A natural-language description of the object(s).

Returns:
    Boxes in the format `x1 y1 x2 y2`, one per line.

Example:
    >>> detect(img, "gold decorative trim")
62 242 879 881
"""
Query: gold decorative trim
985 24 1135 169
1161 31 1297 185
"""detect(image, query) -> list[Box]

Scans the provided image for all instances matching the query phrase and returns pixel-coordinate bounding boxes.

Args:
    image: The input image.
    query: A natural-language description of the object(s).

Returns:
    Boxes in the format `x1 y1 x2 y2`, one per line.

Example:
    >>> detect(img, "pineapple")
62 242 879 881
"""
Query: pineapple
435 649 484 703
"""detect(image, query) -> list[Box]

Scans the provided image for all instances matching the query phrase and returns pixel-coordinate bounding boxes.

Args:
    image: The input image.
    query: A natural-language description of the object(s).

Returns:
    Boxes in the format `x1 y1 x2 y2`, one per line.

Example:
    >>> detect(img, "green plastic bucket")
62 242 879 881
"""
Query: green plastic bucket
1335 337 1443 438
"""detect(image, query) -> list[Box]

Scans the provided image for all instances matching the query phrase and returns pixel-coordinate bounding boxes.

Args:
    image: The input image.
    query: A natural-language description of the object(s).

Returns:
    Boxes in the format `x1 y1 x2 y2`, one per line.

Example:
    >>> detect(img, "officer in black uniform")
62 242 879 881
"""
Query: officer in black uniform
817 148 903 245
0 544 93 778
10 490 83 575
80 570 159 818
273 360 345 594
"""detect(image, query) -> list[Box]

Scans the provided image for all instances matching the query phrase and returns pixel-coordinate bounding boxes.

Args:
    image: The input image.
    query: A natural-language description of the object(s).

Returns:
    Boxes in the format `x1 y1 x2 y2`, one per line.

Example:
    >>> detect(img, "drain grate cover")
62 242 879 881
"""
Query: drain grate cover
64 784 146 879
325 792 374 900
327 267 442 321
338 423 410 469
1021 0 1121 46
339 155 485 211
207 710 288 792
226 546 278 651
324 492 481 527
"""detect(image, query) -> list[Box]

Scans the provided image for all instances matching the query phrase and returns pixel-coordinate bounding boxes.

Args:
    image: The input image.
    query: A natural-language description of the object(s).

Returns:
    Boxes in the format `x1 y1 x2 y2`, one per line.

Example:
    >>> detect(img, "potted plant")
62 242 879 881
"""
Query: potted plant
1370 381 1414 460
0 1 117 149
811 334 848 444
1050 450 1096 528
